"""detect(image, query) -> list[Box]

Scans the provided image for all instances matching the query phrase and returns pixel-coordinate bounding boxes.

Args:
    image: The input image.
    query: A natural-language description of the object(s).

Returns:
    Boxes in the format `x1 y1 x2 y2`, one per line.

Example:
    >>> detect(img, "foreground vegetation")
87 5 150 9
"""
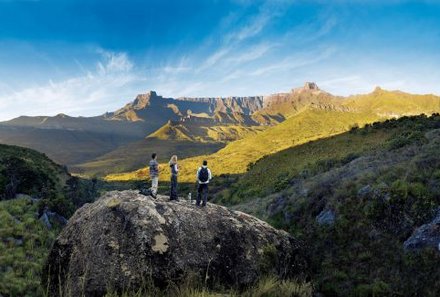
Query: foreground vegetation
0 197 59 297
103 277 312 297
0 145 99 296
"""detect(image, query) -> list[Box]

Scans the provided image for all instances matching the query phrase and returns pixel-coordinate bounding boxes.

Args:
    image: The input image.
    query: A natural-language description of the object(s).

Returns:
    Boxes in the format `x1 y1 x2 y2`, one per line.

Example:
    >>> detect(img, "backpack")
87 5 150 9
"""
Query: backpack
198 167 209 183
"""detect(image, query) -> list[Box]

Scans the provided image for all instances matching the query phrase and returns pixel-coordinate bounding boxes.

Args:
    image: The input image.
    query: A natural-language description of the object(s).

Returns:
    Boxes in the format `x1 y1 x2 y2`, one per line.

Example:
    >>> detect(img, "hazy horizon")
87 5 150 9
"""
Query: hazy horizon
1 0 440 120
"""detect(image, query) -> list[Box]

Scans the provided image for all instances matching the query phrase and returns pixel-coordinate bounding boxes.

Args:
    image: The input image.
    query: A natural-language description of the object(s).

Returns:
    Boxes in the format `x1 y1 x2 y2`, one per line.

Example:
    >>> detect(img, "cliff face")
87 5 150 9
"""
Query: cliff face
43 191 305 297
261 82 345 116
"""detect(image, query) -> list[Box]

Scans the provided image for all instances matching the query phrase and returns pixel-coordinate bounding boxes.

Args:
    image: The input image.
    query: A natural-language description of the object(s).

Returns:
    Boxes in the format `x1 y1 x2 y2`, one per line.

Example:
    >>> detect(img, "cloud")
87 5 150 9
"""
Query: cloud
197 47 232 72
249 46 337 76
224 42 276 64
0 51 146 120
228 12 270 42
97 51 133 75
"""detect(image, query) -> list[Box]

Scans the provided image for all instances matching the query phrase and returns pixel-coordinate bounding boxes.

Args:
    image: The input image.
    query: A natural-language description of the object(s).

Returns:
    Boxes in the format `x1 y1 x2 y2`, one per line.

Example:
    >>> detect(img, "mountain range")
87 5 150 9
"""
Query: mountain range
0 82 439 178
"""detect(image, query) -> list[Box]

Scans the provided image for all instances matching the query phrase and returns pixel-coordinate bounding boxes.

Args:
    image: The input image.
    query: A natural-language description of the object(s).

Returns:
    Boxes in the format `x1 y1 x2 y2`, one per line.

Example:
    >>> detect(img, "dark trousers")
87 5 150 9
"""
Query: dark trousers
170 175 178 200
197 183 208 206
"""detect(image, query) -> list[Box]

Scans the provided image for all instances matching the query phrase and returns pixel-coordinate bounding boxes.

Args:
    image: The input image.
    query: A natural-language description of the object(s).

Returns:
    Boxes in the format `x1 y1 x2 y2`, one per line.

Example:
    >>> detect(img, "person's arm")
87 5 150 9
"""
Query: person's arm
208 169 212 180
196 167 200 182
175 164 179 173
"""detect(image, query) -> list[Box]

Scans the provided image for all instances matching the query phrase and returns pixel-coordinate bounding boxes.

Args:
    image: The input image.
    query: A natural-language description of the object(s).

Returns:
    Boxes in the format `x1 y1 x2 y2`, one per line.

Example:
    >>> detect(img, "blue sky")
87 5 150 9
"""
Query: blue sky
0 0 440 120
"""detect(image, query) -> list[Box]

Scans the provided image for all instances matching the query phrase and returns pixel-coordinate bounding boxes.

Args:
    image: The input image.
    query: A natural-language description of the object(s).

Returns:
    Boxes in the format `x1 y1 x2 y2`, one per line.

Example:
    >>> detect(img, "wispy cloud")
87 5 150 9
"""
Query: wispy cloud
193 0 293 77
96 50 133 75
197 47 232 72
226 12 270 42
0 51 146 120
224 42 276 64
249 46 337 76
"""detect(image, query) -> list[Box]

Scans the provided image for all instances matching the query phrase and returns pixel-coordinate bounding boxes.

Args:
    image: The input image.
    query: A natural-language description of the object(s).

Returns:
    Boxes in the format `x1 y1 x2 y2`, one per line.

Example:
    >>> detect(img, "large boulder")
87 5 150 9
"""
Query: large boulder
43 191 305 297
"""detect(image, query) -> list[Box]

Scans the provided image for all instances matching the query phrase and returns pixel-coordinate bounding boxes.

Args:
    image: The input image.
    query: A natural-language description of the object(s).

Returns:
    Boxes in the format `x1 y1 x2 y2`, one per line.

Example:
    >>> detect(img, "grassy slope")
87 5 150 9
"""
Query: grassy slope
343 88 440 115
147 121 267 143
0 145 100 297
0 197 59 297
223 127 391 202
105 108 379 182
230 114 440 296
0 144 70 198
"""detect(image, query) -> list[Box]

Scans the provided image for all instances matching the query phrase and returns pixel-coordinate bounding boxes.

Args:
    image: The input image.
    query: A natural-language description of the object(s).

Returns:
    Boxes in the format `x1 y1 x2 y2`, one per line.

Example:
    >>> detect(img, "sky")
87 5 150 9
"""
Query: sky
0 0 440 120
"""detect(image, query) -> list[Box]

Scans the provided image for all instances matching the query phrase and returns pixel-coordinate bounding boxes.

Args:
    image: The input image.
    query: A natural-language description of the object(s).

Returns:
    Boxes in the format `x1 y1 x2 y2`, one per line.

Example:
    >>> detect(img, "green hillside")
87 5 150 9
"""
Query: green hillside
0 144 98 217
228 114 440 296
343 87 440 115
221 127 391 203
105 108 379 182
146 120 266 143
0 144 100 297
105 87 440 184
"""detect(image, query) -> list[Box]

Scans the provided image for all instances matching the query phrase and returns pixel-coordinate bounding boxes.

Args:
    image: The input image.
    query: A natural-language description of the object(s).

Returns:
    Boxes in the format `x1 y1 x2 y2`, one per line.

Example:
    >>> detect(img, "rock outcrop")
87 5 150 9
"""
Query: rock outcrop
43 191 305 297
403 209 440 252
316 209 336 226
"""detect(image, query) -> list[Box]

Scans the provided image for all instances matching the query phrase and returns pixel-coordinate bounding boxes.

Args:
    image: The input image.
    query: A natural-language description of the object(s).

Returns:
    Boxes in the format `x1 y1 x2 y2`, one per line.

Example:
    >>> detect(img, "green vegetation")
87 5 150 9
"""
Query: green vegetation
102 277 312 297
147 120 266 143
0 144 98 217
230 114 440 296
0 144 100 297
219 128 389 203
343 87 440 115
0 197 59 297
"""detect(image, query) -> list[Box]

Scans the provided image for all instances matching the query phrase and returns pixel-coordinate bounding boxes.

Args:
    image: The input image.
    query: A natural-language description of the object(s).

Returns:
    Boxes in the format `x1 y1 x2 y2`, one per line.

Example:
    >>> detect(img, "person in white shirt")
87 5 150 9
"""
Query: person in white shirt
196 160 212 207
149 153 159 198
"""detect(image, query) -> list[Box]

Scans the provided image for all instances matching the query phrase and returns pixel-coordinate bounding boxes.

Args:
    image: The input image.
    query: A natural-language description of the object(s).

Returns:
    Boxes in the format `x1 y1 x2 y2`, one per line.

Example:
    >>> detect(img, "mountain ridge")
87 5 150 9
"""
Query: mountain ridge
2 82 440 177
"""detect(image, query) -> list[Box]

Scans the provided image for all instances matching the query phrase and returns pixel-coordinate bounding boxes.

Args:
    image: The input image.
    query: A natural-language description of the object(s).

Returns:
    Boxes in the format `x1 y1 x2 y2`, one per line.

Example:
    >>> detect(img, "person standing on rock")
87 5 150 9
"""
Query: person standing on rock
196 160 212 207
169 155 179 201
149 153 159 198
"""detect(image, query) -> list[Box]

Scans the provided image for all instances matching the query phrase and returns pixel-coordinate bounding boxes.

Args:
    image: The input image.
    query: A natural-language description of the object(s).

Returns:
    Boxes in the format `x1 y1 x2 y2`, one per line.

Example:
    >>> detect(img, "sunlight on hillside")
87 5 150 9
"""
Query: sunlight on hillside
105 108 381 182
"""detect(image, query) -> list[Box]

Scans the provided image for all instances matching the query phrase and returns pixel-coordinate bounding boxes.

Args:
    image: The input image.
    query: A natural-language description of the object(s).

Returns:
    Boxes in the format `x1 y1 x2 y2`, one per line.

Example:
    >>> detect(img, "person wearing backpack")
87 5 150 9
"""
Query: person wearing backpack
149 153 159 198
196 160 212 207
169 155 179 201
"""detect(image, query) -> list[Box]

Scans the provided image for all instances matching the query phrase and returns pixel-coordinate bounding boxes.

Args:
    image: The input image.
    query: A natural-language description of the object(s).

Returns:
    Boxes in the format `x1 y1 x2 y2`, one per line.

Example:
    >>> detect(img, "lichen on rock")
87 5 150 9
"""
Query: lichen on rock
43 190 305 297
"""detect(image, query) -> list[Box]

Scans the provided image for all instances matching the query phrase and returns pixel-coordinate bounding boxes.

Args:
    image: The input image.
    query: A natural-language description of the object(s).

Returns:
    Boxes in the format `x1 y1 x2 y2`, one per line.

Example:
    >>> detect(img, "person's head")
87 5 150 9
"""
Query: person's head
202 160 208 166
152 153 157 160
170 155 178 165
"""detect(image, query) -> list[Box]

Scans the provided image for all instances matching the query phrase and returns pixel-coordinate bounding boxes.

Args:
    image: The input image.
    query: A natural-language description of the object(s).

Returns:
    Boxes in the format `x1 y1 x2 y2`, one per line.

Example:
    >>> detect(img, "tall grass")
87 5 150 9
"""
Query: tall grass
103 277 313 297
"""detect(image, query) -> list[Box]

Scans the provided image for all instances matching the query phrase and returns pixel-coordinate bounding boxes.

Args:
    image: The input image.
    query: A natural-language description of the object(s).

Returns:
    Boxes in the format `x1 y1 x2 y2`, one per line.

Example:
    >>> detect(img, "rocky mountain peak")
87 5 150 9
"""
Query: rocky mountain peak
291 82 322 95
132 90 160 110
303 82 319 90
43 190 305 296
